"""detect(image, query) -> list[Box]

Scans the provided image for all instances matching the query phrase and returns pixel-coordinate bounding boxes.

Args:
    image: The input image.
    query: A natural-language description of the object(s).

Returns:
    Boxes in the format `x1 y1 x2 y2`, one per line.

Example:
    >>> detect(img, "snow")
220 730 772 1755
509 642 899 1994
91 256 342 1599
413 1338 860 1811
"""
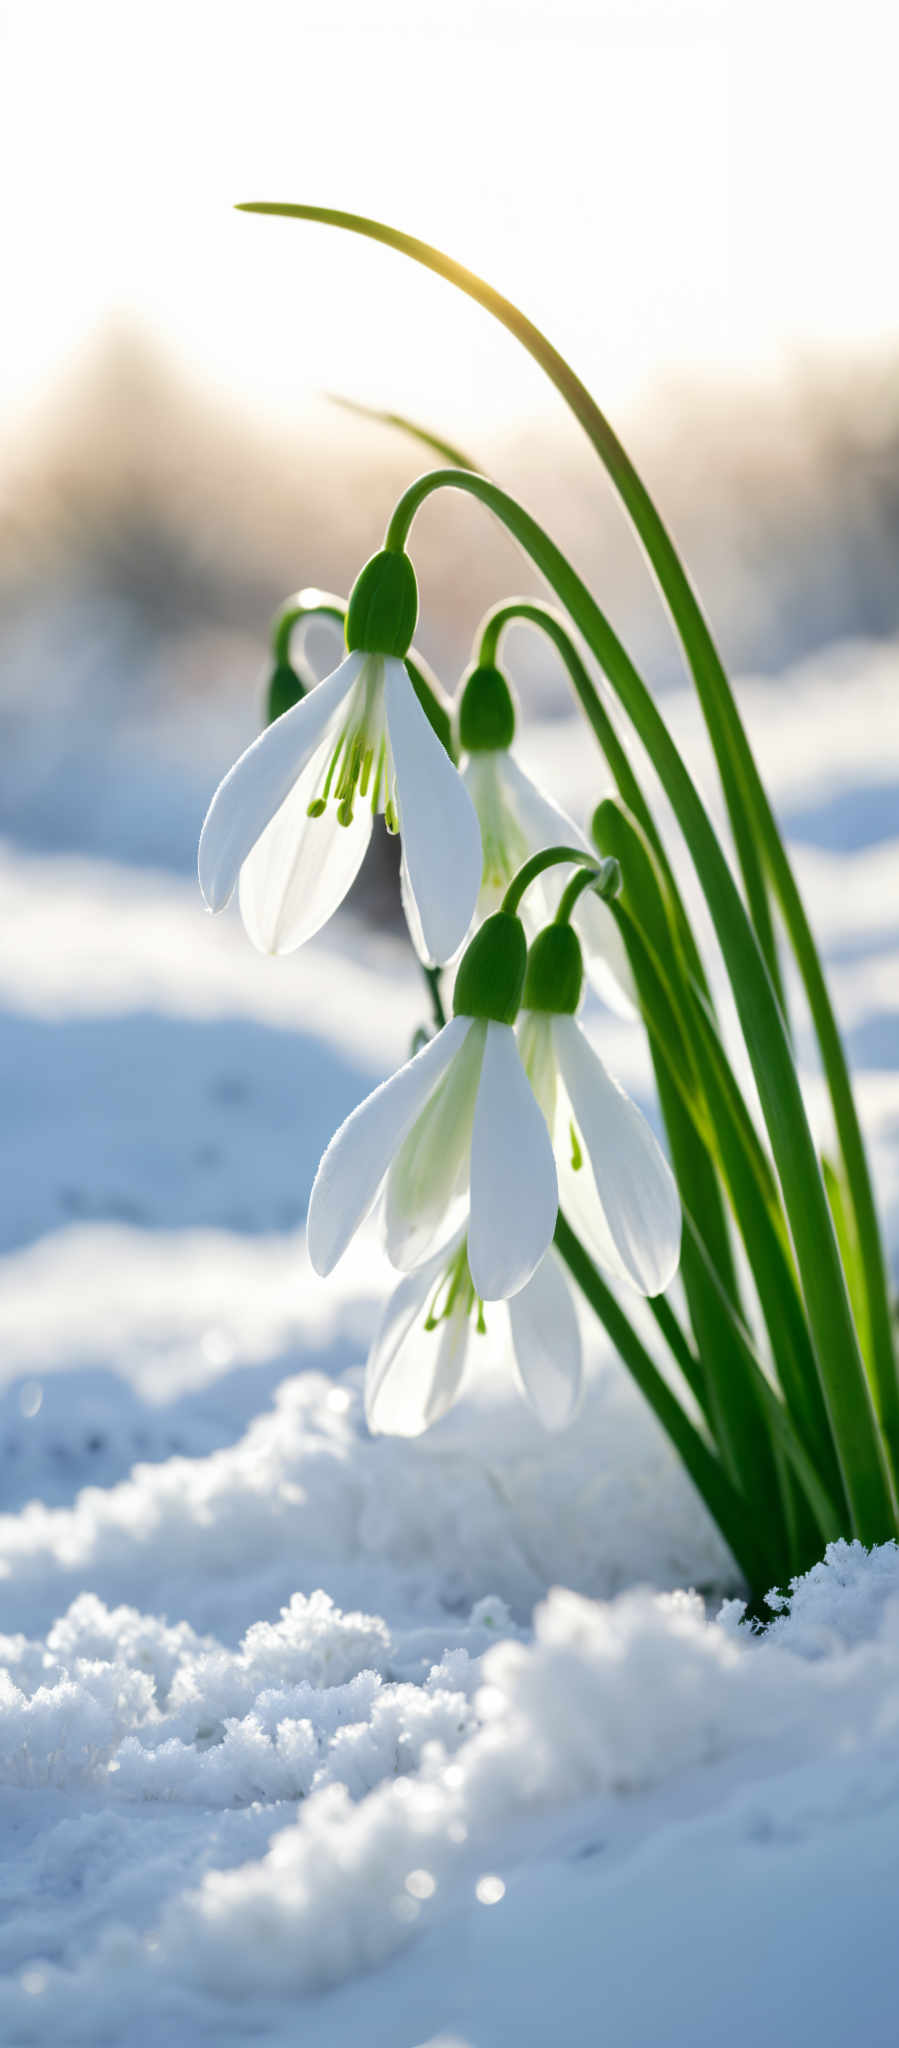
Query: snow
1 636 898 2042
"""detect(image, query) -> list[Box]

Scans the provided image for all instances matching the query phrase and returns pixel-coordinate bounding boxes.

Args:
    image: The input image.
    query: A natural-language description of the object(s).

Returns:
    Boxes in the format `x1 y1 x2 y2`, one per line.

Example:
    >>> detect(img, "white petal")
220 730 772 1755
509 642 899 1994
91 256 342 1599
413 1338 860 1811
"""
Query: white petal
552 1014 681 1295
573 890 638 1018
386 662 482 965
517 1011 558 1132
384 1020 486 1270
467 1021 559 1301
509 1248 582 1430
463 753 530 916
398 844 428 963
365 1238 470 1436
494 749 585 860
238 751 373 954
306 1016 472 1276
198 652 363 912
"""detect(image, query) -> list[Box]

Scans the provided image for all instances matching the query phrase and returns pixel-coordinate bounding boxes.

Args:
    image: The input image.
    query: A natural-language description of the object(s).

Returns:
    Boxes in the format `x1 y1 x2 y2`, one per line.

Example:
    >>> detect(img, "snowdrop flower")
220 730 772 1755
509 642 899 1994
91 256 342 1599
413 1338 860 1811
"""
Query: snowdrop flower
518 921 681 1296
458 662 635 1016
365 1230 581 1436
198 550 482 966
307 912 558 1301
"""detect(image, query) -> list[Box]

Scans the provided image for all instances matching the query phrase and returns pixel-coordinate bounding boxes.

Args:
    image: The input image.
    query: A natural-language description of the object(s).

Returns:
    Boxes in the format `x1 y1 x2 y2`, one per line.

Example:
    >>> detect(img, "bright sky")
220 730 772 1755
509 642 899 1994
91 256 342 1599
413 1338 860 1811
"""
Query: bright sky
2 0 898 437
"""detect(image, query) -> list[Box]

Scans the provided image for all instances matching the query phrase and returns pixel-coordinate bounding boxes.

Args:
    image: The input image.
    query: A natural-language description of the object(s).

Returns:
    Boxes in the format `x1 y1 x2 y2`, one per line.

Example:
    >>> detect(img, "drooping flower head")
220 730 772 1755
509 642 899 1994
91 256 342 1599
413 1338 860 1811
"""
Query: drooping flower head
306 911 559 1302
198 551 483 966
458 660 636 1016
518 919 681 1296
365 1229 582 1437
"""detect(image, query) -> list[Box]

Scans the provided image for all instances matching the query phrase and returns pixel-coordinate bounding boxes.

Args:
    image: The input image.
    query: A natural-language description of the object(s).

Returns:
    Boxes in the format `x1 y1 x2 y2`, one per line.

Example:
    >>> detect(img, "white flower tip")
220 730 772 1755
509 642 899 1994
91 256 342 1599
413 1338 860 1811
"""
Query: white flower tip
646 1204 683 1298
197 830 235 915
305 1196 339 1279
619 1194 682 1299
306 1236 334 1281
364 1398 427 1440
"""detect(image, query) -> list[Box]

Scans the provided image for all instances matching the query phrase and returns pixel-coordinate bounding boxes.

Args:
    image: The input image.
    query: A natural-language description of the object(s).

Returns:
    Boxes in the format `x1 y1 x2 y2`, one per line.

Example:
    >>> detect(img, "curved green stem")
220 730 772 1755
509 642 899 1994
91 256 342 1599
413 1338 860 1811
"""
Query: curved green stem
240 201 782 1011
383 465 895 1542
555 862 618 924
500 845 598 919
480 601 659 841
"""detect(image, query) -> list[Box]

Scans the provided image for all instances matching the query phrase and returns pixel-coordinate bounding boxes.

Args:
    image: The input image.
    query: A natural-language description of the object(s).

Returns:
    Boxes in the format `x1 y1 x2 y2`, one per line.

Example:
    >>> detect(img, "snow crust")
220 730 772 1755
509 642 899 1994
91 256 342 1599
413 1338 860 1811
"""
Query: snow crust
2 1545 899 2044
1 640 898 2043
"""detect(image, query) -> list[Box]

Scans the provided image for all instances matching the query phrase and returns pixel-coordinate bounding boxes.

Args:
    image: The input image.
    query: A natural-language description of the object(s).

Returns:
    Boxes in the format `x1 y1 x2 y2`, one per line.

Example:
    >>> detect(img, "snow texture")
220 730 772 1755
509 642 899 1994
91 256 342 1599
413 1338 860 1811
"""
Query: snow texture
1 640 898 2043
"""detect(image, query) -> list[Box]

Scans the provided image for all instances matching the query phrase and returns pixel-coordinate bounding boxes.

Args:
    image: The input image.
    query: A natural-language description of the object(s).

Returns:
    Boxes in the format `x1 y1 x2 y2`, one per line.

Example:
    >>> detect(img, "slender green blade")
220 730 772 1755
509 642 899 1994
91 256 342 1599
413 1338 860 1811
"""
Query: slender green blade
326 391 478 473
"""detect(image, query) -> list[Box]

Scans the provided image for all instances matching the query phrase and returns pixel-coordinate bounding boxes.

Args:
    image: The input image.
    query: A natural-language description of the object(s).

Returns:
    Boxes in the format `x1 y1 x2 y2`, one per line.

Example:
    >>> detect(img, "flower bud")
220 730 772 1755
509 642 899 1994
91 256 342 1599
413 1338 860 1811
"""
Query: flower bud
345 549 419 657
458 663 516 752
453 911 527 1025
523 924 584 1014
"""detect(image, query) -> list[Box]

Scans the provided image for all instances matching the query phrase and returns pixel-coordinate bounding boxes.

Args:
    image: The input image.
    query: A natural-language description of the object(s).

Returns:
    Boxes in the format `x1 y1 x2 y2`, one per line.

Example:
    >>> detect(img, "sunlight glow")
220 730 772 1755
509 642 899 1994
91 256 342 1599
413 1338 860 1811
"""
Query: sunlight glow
2 0 898 439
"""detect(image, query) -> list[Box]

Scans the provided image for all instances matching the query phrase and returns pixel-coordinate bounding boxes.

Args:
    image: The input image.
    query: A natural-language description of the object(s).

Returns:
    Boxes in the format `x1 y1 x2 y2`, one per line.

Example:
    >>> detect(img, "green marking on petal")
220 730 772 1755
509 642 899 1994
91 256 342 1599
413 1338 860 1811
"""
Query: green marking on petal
570 1121 583 1171
422 1241 482 1338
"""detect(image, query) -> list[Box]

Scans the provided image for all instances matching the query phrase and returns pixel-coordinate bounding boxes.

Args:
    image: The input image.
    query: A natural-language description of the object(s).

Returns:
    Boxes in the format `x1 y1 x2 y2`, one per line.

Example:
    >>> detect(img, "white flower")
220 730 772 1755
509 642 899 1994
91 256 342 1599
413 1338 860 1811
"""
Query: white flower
462 735 636 1017
365 1231 582 1436
518 1005 680 1296
198 650 482 967
306 1010 558 1301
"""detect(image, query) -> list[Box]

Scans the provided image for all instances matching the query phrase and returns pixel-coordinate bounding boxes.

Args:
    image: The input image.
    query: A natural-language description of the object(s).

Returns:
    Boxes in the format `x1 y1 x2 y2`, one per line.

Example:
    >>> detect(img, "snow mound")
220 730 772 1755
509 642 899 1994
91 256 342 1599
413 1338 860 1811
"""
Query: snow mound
0 1355 734 1644
1 1543 898 2043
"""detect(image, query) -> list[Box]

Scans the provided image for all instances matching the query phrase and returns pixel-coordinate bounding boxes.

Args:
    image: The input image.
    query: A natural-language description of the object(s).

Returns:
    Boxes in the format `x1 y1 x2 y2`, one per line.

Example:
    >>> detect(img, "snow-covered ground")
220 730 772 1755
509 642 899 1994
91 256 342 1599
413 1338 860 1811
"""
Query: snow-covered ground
1 639 898 2044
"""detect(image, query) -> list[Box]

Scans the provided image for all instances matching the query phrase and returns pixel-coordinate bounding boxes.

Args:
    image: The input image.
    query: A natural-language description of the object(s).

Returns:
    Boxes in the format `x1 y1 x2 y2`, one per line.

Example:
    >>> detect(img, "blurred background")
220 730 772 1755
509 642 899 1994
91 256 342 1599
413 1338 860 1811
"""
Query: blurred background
2 0 898 882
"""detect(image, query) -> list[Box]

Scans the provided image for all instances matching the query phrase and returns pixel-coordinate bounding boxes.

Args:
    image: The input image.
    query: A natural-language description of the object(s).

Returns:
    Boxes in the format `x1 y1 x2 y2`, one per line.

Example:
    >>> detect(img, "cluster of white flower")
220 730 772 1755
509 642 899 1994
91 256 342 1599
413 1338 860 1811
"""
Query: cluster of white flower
199 549 680 1435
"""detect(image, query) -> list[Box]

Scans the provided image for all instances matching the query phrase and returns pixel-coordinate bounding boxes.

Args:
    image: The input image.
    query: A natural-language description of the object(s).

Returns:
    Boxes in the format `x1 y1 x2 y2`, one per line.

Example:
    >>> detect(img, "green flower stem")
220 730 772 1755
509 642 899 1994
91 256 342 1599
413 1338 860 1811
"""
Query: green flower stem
500 845 598 919
476 599 711 999
383 465 895 1543
555 862 620 924
554 1213 770 1594
239 203 783 1013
